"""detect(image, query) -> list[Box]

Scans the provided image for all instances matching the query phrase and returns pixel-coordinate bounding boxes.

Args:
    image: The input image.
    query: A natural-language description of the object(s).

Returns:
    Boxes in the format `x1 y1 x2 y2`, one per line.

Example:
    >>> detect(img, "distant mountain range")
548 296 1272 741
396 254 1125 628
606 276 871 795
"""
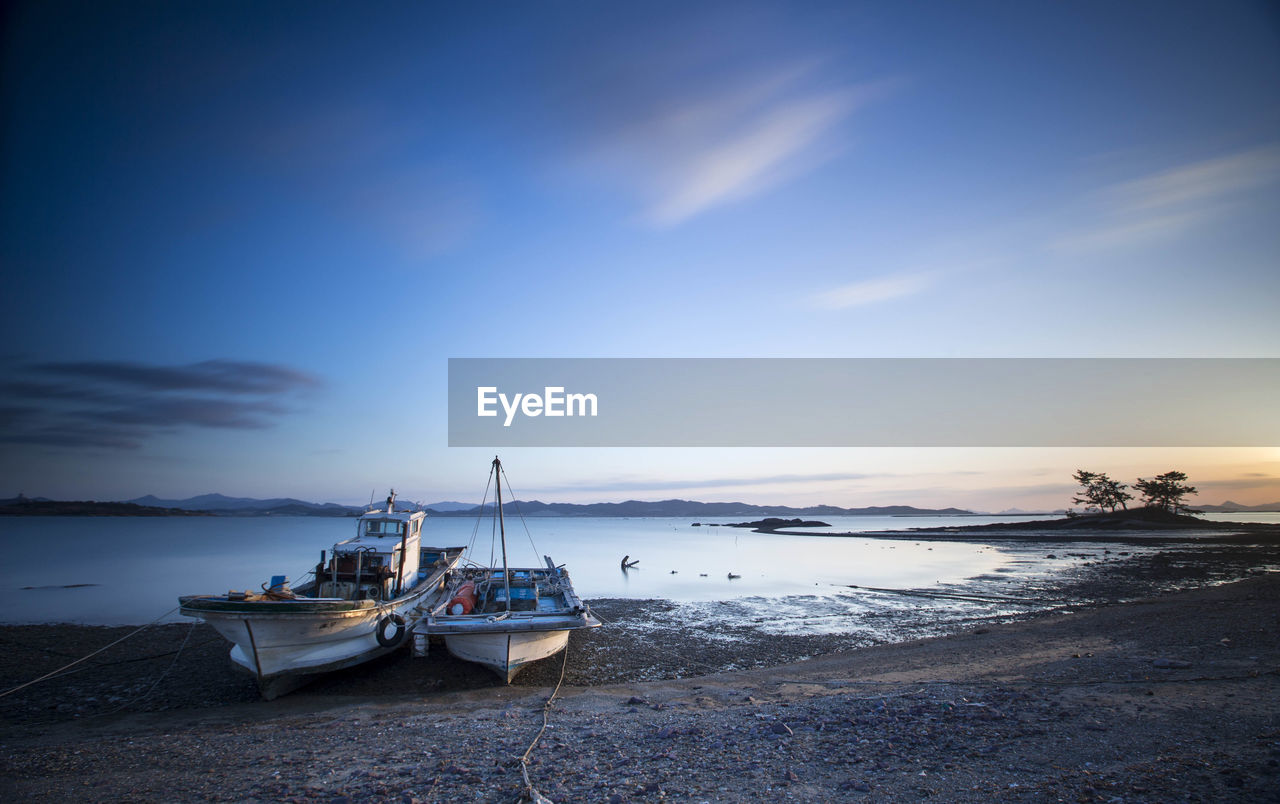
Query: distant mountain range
1197 500 1280 513
124 493 361 517
423 501 480 512
428 500 976 517
3 493 1277 517
127 495 980 518
4 493 975 518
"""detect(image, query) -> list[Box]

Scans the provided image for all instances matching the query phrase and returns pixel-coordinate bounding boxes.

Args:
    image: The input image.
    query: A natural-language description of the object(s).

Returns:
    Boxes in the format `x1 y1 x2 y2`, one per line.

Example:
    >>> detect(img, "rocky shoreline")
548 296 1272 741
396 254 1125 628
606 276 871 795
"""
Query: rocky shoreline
2 537 1278 802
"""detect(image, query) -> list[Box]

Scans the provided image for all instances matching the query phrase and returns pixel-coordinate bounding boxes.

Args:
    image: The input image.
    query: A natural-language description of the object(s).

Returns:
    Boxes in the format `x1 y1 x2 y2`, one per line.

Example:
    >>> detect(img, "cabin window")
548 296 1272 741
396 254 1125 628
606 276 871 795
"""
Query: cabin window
364 520 404 536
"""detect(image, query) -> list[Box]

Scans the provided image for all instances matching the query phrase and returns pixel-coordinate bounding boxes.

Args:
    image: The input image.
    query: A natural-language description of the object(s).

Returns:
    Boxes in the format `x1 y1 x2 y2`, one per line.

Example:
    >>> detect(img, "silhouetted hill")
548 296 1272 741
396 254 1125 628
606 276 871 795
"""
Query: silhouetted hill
11 493 979 518
1199 500 1280 513
125 494 361 516
0 500 210 516
424 501 479 512
429 499 974 517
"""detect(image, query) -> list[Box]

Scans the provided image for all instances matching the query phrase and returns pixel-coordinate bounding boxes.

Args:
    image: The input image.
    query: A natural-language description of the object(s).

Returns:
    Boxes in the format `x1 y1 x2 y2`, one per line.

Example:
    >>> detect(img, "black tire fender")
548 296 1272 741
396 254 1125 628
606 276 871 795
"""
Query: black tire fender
375 613 406 648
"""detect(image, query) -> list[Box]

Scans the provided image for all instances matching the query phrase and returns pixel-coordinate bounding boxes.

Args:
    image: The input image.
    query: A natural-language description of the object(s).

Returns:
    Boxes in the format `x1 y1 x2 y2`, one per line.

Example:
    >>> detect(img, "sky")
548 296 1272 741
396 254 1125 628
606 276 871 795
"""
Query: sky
2 0 1278 511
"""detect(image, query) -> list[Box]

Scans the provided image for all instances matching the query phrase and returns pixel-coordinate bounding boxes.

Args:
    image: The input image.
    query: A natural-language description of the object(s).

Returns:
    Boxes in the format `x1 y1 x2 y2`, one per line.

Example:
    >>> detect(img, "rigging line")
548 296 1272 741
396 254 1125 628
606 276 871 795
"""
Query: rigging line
517 646 569 804
477 460 500 569
0 605 180 699
490 502 498 571
466 468 496 559
499 467 540 560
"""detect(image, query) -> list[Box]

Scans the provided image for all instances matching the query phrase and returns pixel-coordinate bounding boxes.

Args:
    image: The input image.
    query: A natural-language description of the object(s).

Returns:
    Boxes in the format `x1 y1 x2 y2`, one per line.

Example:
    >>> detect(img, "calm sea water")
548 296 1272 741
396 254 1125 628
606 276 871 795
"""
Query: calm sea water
1200 512 1280 525
1 512 1272 625
0 515 1016 624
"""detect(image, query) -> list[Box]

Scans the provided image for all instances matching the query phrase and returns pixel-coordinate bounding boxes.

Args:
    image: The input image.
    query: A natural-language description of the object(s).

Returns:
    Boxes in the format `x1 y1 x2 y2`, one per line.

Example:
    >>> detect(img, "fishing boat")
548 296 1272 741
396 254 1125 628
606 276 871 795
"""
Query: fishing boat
179 491 464 699
416 457 601 682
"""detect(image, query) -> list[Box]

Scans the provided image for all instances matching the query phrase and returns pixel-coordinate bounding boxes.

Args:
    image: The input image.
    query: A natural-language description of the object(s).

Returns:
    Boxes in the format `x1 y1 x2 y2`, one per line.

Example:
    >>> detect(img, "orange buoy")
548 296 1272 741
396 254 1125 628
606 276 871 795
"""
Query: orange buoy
448 581 477 615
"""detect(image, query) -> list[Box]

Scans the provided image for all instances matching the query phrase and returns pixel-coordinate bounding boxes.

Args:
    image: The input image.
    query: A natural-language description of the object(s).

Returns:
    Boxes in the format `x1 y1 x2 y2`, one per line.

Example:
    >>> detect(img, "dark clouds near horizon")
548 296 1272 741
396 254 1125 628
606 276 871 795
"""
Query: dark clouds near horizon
0 359 320 450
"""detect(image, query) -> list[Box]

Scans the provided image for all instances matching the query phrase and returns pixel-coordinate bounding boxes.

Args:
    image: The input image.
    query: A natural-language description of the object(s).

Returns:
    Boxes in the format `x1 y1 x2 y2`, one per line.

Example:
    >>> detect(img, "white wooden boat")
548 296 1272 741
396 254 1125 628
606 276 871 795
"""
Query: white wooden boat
416 458 601 682
179 492 464 699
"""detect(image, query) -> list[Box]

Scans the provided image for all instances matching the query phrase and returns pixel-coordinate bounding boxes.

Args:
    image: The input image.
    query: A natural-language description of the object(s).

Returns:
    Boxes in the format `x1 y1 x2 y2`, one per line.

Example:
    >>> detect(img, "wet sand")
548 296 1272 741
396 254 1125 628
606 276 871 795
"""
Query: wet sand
1 536 1278 802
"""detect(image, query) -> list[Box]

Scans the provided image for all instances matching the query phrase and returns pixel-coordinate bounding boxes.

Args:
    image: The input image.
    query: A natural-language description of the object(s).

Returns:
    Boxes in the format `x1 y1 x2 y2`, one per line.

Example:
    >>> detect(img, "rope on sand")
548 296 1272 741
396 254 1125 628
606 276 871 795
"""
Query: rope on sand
517 648 569 804
508 605 721 802
0 605 180 699
97 618 199 716
0 633 224 670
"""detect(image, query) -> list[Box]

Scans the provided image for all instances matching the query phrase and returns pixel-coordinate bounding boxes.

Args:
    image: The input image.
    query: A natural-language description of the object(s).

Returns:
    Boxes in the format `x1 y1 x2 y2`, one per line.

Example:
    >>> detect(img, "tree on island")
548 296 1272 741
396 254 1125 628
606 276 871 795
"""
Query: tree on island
1071 469 1133 513
1134 470 1199 515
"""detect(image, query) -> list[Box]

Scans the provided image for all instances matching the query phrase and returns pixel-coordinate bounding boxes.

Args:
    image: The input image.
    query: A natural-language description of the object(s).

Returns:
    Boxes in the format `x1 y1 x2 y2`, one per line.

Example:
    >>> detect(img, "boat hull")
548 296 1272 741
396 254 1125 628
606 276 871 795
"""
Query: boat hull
194 605 406 698
443 629 570 683
426 609 600 683
180 549 462 699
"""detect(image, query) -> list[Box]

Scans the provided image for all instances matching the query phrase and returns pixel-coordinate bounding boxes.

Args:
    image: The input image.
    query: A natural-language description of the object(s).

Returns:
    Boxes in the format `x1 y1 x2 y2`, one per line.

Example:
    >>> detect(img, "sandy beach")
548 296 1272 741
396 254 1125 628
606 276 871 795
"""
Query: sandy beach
2 536 1278 802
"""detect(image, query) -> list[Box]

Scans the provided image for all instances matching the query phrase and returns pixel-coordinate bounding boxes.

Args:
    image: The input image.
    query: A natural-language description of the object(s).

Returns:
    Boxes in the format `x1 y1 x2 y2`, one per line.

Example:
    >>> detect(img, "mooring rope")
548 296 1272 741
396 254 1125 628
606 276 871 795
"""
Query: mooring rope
516 647 569 804
3 634 225 680
0 605 180 698
96 618 199 716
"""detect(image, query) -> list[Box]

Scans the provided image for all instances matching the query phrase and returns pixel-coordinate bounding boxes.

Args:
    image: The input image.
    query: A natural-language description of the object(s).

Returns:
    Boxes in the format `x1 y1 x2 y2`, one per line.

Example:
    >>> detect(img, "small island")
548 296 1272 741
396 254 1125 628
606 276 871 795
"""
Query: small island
722 517 831 532
906 506 1277 533
765 469 1280 543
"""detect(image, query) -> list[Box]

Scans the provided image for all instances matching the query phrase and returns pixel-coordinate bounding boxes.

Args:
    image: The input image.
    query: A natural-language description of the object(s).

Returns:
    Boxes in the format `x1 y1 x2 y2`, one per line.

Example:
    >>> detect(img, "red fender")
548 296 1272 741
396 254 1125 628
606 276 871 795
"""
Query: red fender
448 581 477 615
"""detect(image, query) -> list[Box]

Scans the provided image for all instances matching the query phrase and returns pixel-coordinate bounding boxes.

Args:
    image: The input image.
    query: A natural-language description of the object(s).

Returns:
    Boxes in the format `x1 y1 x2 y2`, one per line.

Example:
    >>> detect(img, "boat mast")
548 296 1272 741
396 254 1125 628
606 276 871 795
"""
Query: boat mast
494 456 511 612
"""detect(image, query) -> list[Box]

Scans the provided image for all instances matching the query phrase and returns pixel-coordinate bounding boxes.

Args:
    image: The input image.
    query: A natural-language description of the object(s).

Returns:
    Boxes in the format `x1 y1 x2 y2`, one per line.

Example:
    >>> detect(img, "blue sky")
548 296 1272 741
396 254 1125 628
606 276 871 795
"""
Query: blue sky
2 1 1278 510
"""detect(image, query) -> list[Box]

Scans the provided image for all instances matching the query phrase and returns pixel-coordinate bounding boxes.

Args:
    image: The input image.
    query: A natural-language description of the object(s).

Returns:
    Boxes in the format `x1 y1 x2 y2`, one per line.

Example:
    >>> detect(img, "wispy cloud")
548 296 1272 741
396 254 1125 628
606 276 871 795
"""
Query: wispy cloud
811 272 934 310
583 64 892 227
1057 144 1280 251
33 359 318 394
0 360 320 450
647 90 859 226
1110 146 1280 213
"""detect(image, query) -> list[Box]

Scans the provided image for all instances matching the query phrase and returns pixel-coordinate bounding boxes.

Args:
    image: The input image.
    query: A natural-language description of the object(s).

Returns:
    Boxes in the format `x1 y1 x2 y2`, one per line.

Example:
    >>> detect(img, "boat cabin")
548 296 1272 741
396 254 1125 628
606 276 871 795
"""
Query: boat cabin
316 501 424 601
